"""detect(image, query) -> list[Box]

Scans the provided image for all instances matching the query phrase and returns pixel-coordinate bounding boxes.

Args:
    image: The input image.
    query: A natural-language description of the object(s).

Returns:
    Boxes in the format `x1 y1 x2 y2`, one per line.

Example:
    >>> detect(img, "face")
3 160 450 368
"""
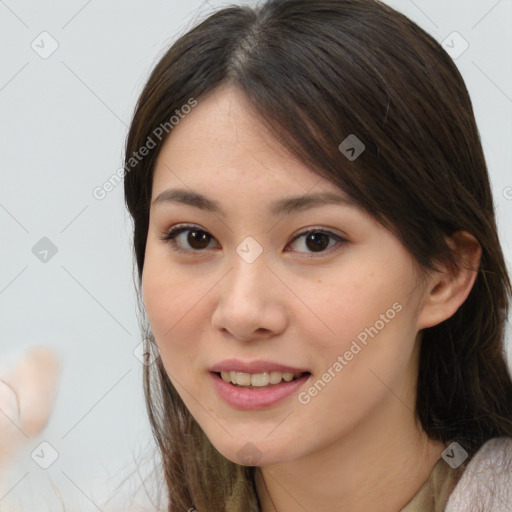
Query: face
142 84 432 466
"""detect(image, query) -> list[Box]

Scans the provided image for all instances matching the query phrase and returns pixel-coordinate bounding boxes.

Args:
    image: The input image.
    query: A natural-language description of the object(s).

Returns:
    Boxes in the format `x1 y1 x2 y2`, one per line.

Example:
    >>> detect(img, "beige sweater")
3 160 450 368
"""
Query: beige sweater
223 437 512 512
400 437 512 512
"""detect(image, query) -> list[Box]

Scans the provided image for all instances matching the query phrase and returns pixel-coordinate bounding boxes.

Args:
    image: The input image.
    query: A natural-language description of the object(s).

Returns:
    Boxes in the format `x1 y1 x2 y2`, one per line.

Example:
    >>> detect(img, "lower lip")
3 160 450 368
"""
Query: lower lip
210 372 311 411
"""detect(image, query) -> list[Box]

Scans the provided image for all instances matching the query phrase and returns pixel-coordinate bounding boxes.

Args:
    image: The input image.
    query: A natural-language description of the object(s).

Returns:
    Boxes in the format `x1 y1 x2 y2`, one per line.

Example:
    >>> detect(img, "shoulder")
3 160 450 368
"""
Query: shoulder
445 437 512 512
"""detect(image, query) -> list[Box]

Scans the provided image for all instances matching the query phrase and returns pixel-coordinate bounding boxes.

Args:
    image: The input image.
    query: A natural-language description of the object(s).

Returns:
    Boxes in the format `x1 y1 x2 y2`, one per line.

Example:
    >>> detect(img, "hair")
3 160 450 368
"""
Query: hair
123 0 512 510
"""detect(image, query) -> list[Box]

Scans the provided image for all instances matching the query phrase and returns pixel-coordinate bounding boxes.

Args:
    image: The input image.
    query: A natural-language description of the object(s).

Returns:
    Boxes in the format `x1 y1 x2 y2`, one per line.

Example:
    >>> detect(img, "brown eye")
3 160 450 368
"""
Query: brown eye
159 225 347 257
159 225 219 254
305 232 330 252
185 229 212 250
287 229 346 255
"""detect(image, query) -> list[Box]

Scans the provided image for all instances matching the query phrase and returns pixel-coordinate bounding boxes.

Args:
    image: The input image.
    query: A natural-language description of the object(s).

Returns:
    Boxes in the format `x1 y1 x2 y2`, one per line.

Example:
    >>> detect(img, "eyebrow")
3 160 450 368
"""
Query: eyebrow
151 188 358 217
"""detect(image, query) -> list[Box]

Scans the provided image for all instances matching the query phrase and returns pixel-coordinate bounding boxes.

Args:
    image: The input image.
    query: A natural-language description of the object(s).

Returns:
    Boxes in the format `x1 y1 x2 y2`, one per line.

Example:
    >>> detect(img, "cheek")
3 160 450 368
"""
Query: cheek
142 247 187 330
141 257 208 370
302 260 419 398
304 265 409 349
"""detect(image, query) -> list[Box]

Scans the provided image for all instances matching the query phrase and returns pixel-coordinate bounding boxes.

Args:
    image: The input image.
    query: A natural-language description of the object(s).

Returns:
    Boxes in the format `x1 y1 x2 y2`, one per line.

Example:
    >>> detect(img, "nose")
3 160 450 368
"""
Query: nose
210 251 288 342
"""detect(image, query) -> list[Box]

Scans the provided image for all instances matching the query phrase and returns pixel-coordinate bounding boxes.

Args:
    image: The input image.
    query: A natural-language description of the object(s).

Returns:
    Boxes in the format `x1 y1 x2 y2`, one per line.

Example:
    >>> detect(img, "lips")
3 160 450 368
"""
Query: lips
209 358 310 375
210 371 311 410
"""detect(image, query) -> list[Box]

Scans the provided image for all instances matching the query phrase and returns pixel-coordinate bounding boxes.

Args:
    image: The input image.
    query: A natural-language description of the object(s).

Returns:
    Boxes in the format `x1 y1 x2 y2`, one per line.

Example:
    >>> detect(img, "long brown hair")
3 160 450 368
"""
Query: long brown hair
123 1 512 510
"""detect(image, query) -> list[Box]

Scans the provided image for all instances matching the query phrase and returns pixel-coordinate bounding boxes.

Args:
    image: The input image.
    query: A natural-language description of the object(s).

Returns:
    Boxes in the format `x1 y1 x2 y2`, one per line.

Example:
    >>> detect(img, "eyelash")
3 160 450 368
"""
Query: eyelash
158 224 347 257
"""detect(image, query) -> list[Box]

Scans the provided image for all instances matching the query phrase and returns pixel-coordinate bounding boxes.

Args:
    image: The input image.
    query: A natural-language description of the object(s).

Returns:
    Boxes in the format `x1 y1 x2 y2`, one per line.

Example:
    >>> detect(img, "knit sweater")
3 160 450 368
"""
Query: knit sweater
400 437 512 511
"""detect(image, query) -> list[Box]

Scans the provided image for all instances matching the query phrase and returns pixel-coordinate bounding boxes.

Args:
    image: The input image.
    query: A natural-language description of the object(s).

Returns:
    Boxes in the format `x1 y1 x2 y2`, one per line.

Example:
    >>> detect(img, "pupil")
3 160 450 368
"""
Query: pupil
188 230 210 249
307 233 328 252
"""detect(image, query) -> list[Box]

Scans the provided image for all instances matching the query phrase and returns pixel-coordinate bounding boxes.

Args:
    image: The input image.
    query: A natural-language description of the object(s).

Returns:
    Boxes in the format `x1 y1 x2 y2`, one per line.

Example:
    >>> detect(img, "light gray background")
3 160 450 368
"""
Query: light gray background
0 0 511 510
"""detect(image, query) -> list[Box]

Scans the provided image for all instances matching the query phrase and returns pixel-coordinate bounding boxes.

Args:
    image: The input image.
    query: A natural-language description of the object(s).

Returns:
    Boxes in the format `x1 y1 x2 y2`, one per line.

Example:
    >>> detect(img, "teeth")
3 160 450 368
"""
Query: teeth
220 370 304 387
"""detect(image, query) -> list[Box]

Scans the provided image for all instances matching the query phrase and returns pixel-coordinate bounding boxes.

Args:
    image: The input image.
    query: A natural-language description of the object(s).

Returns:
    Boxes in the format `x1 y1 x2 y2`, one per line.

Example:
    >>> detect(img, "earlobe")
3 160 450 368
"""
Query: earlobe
416 231 482 330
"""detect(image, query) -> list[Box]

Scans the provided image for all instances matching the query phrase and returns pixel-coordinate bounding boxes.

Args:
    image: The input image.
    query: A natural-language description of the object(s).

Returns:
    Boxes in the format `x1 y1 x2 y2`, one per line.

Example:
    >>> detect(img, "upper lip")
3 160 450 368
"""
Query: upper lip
209 359 310 375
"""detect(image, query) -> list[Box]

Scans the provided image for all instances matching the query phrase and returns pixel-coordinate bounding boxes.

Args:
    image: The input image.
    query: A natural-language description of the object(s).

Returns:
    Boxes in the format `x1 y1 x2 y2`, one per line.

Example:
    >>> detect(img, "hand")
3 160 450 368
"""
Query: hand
0 346 61 469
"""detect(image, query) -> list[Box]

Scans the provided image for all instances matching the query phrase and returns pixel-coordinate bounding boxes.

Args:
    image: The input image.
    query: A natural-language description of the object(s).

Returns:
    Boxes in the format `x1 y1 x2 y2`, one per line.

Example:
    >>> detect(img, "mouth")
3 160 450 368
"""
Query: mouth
210 370 312 410
212 370 311 389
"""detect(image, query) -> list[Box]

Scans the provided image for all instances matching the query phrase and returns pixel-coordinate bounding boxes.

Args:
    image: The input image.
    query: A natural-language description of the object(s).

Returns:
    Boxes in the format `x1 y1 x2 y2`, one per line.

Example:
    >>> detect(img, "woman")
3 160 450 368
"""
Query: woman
123 0 512 510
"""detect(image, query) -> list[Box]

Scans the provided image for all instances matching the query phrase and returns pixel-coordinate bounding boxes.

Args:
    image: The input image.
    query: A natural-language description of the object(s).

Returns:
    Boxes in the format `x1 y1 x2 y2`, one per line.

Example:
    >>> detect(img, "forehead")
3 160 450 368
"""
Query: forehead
151 84 343 200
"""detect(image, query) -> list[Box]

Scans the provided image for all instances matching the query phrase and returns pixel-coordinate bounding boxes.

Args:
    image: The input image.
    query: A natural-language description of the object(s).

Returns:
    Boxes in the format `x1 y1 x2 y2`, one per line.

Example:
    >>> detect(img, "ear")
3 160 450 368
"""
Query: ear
416 231 482 330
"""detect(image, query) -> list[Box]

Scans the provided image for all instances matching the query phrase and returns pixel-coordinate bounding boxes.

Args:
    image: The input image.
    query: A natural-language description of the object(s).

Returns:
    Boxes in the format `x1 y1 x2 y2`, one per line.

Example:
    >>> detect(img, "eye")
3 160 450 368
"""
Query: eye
158 224 347 256
286 228 347 255
158 224 219 255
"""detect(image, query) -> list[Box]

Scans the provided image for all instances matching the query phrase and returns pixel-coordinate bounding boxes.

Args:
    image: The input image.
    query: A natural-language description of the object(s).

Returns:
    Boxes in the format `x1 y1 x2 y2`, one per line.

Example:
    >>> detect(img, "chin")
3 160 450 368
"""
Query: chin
205 433 299 467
